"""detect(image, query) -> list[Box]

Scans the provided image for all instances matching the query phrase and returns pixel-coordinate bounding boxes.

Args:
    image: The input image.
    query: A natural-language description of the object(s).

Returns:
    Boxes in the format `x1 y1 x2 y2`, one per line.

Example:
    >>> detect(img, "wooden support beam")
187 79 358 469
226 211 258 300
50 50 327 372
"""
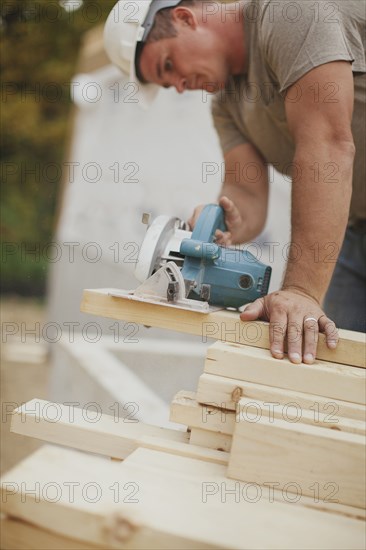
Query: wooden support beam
197 373 366 420
0 516 105 550
189 427 232 452
0 446 218 549
2 445 365 549
127 447 366 521
11 399 188 460
11 399 228 465
81 289 366 367
138 435 229 465
236 398 365 436
171 391 365 439
170 391 235 435
205 342 366 405
228 400 366 509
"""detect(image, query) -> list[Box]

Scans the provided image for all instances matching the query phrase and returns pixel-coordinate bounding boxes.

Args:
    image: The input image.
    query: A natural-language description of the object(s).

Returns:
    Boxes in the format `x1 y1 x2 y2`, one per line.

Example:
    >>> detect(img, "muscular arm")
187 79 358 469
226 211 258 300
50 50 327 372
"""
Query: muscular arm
241 61 355 363
190 142 269 243
283 62 355 302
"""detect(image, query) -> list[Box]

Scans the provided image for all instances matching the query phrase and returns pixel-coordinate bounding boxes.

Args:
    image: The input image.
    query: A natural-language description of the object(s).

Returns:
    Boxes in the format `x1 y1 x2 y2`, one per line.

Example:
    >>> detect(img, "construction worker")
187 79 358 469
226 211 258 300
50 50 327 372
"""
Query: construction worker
104 0 366 363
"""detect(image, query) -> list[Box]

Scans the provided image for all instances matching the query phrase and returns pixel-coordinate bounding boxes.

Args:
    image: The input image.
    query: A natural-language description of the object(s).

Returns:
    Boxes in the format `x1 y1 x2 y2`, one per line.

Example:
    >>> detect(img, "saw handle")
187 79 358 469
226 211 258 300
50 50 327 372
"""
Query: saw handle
191 204 227 243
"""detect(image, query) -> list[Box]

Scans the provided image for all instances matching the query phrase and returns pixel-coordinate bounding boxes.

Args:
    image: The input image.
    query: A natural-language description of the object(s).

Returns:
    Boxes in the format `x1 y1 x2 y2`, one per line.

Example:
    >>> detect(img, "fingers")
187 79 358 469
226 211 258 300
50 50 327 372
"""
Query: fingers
286 317 303 364
239 291 338 364
240 298 265 321
302 316 319 364
284 314 338 364
218 195 235 212
318 315 338 349
215 229 232 246
218 196 242 228
269 311 287 360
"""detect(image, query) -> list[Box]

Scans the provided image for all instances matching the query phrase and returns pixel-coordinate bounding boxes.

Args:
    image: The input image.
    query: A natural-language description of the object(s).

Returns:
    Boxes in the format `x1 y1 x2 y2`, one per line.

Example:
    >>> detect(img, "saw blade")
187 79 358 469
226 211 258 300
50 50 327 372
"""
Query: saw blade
135 216 180 283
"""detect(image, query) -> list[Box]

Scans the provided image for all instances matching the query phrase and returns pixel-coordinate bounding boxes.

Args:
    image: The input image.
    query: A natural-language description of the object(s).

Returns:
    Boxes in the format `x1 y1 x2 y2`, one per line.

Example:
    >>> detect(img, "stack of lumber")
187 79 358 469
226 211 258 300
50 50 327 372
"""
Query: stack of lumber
1 289 365 549
171 341 366 510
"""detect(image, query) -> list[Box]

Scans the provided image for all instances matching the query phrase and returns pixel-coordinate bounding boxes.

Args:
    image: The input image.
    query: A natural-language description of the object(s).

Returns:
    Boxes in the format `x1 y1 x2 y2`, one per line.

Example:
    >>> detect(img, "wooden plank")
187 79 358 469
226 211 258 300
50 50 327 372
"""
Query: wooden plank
11 399 188 460
123 447 227 479
137 435 229 465
125 448 366 523
171 390 365 436
81 289 366 367
237 398 365 436
228 407 366 509
0 446 218 550
0 516 105 550
205 342 366 405
170 391 235 435
197 373 366 420
189 427 232 452
2 445 365 549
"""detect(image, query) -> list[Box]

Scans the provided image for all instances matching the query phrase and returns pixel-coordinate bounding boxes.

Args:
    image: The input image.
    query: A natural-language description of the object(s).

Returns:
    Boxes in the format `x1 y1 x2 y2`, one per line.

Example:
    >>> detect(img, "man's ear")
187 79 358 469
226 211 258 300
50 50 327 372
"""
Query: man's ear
171 6 198 29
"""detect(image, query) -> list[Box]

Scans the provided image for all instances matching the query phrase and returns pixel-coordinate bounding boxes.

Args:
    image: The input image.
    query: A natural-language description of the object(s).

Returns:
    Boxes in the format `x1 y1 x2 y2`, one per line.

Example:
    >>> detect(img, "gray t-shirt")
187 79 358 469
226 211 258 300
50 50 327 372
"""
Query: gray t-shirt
212 0 366 223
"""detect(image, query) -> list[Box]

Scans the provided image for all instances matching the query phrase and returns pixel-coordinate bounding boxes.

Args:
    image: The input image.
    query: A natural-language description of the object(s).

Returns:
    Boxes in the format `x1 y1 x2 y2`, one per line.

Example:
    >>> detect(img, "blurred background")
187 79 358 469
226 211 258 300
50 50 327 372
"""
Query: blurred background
1 0 291 475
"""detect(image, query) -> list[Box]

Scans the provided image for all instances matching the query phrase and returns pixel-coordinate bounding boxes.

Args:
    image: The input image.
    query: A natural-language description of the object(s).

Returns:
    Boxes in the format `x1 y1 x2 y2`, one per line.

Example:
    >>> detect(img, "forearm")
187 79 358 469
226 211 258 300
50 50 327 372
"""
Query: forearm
218 143 269 244
283 140 355 303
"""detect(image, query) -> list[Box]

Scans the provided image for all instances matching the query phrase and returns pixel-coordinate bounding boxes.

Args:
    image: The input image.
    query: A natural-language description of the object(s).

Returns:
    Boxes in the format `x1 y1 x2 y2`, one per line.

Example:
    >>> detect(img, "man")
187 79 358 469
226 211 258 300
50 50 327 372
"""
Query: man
104 0 366 363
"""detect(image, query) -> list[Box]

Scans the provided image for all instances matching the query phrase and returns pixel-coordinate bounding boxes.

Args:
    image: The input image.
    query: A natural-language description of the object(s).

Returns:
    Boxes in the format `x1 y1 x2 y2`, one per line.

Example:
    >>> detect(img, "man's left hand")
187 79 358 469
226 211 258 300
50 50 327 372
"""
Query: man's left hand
240 289 338 364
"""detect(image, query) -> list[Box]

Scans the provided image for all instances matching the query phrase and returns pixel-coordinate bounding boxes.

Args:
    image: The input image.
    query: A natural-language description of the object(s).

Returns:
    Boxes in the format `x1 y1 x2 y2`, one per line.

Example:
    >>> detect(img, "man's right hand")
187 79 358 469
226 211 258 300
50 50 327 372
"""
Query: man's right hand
187 196 244 246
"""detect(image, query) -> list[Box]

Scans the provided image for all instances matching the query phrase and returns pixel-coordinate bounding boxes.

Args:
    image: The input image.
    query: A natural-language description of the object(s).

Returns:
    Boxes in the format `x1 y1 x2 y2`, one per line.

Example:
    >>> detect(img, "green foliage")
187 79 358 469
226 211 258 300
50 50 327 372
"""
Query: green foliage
1 0 115 295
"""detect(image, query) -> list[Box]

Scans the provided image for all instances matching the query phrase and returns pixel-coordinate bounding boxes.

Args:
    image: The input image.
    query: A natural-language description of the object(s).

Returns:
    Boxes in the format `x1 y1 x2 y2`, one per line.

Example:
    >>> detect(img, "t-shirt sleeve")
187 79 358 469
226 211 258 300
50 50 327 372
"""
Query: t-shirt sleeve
211 94 249 155
260 0 355 93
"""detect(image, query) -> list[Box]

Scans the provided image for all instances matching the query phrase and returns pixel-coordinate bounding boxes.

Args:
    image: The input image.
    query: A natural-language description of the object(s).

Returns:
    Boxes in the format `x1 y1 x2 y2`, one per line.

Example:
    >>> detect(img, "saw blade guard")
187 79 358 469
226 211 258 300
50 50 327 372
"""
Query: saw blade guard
135 215 191 283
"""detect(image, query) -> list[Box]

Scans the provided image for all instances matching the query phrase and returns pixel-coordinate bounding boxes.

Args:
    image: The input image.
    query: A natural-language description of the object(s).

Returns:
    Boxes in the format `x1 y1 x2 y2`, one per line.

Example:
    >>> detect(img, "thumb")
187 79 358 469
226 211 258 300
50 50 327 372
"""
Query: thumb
240 299 264 321
219 196 241 226
219 196 236 217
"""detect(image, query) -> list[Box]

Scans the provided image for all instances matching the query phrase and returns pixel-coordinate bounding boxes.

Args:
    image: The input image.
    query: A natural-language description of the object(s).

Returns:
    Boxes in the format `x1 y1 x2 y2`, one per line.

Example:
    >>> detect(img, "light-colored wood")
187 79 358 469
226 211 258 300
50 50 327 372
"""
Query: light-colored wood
137 435 229 465
172 390 365 436
125 448 366 522
2 445 365 549
11 399 189 460
197 373 366 420
170 390 235 435
0 446 217 550
0 516 105 550
189 427 232 452
205 341 366 404
123 447 226 479
81 289 366 367
237 398 365 436
228 409 366 509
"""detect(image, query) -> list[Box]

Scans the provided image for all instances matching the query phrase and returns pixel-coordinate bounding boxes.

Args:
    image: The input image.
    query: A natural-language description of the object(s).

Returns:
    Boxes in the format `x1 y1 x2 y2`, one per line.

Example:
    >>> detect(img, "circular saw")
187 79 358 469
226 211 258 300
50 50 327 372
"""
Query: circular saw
111 205 272 313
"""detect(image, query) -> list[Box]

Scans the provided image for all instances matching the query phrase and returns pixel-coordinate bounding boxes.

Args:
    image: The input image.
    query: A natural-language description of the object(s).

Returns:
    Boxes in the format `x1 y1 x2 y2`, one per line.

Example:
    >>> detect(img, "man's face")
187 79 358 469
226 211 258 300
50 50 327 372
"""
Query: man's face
138 10 230 93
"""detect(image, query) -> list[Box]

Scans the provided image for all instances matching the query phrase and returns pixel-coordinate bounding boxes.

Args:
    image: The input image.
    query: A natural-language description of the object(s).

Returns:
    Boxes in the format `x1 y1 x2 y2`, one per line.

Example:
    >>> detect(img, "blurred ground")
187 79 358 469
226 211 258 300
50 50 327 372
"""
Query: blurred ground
1 297 50 474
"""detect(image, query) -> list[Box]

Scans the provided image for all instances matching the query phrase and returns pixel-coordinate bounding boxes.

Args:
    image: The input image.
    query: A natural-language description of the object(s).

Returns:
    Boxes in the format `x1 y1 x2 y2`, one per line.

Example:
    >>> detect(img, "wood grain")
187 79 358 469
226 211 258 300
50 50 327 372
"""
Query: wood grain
81 289 366 367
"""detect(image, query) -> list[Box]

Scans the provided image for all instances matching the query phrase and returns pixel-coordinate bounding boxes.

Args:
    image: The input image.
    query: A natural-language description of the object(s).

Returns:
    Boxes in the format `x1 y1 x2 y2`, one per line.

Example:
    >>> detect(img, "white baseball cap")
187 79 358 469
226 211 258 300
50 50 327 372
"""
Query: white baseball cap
104 0 182 108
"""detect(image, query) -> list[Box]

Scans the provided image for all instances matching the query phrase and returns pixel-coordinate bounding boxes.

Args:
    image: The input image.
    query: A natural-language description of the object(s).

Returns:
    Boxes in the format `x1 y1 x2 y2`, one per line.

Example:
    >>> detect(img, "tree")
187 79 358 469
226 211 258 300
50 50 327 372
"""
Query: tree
1 0 115 294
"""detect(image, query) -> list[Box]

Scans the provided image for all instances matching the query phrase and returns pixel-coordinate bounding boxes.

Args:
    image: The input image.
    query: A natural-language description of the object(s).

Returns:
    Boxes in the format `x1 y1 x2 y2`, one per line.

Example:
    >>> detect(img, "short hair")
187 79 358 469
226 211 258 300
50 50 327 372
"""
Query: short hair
146 0 198 43
135 0 199 82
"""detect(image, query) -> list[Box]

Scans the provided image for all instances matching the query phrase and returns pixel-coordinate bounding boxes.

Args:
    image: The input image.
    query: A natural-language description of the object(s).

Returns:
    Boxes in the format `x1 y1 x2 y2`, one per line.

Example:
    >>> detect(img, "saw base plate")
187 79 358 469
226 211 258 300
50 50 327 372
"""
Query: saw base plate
108 290 223 314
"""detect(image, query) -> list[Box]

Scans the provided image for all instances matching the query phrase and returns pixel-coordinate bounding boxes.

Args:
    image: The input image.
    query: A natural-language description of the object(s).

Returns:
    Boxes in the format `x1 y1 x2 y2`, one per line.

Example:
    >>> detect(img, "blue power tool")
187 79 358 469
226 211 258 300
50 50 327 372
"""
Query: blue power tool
133 204 271 312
